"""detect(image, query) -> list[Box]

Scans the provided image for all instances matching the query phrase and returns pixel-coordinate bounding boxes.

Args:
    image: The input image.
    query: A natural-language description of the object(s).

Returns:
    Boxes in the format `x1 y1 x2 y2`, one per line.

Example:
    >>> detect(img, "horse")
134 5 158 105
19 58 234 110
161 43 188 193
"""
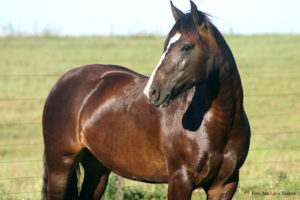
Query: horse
42 1 250 199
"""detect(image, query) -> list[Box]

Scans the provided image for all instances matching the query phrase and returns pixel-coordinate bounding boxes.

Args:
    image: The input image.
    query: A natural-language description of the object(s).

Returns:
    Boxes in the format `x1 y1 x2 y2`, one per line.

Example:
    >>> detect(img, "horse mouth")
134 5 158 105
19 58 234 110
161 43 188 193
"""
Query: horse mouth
159 94 171 108
148 94 170 108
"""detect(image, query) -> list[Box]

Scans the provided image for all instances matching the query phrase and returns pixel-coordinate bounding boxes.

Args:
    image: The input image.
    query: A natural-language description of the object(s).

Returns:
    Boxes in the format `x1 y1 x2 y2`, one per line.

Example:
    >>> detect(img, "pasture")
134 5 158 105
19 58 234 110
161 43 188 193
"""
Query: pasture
0 35 299 199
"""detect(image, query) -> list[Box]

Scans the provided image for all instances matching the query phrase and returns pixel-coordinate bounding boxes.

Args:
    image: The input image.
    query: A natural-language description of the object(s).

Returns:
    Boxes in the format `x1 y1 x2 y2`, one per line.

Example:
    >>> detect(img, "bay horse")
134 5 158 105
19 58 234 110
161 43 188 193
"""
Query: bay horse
42 1 250 199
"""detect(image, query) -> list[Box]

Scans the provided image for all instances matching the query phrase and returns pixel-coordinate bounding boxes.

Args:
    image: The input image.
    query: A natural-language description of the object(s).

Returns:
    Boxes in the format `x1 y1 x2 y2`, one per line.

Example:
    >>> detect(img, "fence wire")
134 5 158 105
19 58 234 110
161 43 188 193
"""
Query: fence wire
0 71 299 197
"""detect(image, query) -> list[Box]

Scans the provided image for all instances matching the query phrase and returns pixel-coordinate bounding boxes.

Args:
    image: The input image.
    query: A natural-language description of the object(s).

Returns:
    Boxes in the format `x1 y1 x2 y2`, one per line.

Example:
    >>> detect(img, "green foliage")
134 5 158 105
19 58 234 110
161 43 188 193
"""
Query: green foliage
101 174 168 200
124 187 147 200
102 174 117 200
123 184 167 200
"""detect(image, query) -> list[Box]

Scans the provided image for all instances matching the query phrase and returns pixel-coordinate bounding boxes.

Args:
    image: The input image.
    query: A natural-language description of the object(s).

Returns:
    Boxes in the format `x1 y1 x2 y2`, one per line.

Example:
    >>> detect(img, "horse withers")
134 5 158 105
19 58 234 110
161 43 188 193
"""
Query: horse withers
42 1 250 199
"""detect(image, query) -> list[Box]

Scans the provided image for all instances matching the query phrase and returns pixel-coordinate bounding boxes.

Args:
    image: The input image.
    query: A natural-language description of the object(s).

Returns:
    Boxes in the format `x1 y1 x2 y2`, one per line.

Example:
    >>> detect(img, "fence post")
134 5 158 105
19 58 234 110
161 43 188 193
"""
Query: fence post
115 176 124 200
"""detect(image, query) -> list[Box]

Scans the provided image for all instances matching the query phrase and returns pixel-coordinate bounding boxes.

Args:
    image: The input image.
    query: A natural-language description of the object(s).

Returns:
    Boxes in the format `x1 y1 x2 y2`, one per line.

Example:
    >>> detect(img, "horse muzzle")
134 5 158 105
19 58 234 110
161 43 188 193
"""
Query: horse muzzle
145 82 172 108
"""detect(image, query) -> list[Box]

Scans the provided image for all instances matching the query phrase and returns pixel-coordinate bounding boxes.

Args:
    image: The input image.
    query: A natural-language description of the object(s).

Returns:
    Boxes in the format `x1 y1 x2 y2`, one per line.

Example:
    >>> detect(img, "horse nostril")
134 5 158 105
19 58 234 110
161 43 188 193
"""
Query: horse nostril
151 89 156 95
150 88 160 102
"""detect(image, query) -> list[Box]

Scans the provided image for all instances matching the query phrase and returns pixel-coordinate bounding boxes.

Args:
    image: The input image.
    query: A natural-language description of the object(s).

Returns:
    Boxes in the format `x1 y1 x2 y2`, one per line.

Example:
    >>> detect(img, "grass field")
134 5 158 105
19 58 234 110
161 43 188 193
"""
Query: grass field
0 35 299 199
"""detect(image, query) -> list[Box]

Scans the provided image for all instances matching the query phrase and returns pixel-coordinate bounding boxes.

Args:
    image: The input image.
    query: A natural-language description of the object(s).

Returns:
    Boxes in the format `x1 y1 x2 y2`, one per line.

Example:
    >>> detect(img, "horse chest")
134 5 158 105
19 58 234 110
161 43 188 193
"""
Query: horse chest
161 107 234 177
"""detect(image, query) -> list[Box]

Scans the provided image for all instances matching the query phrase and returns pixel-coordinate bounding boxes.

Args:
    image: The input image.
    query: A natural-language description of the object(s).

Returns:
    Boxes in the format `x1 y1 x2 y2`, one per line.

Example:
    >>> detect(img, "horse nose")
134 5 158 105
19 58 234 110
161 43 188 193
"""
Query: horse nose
149 86 160 103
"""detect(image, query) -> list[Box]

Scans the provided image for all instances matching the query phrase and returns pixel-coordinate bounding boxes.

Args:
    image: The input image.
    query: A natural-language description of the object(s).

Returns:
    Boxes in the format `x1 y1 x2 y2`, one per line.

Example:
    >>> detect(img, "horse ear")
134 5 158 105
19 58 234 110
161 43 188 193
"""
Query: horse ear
190 0 206 31
170 1 184 21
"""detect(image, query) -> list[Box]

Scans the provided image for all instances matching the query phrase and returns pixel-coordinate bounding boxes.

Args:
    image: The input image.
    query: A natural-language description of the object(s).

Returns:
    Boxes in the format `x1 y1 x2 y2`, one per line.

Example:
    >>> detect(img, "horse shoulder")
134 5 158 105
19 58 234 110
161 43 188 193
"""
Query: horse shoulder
76 66 147 142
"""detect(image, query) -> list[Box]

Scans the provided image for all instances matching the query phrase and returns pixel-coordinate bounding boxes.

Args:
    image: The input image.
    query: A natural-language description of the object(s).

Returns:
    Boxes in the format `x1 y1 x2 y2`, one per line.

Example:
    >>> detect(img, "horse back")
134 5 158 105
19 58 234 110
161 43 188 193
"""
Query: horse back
42 64 144 156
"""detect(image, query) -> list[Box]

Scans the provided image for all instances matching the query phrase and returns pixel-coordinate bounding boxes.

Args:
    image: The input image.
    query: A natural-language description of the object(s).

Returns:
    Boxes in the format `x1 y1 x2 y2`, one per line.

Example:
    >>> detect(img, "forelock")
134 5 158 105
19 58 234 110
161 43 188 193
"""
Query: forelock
164 11 212 50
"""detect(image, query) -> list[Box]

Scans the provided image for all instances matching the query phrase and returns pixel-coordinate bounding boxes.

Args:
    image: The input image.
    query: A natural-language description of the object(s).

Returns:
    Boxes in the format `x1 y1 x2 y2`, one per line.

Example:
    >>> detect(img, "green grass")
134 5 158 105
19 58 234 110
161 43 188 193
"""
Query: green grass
0 35 300 199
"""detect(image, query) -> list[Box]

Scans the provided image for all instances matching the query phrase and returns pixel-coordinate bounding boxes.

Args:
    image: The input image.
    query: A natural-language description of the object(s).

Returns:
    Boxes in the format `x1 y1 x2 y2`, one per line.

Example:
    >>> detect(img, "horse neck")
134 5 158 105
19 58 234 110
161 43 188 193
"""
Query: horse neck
204 40 244 119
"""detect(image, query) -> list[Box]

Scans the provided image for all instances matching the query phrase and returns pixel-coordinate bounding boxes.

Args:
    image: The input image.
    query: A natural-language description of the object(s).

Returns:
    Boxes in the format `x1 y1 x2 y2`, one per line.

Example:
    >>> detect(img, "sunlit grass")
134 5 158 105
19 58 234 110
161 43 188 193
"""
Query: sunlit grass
0 35 299 199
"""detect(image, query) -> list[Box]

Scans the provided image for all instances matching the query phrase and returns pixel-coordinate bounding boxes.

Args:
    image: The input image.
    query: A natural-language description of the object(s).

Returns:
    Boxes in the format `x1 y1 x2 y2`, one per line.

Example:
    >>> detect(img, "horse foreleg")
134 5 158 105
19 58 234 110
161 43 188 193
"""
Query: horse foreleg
168 169 193 200
206 175 239 200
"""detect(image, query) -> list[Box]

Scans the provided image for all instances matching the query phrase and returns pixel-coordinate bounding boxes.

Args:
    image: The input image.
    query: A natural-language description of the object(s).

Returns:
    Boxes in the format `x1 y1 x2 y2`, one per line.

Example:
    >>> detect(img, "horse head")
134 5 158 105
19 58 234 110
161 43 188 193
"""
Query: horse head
144 1 222 107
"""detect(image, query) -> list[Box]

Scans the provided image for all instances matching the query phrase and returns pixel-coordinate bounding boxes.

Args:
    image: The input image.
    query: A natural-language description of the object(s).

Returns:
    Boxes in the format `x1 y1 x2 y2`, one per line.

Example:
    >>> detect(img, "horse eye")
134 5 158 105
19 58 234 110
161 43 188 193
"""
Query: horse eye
181 44 194 52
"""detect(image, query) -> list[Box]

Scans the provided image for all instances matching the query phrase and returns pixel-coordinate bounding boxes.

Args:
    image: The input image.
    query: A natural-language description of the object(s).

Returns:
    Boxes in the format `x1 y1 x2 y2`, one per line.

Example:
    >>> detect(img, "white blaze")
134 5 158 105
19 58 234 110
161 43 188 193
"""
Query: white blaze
144 32 182 98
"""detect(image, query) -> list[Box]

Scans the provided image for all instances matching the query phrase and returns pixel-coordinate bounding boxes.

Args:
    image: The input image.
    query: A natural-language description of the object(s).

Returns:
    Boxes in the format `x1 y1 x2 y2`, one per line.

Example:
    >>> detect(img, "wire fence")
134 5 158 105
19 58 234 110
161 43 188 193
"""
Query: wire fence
0 72 299 197
1 159 300 166
0 92 300 101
